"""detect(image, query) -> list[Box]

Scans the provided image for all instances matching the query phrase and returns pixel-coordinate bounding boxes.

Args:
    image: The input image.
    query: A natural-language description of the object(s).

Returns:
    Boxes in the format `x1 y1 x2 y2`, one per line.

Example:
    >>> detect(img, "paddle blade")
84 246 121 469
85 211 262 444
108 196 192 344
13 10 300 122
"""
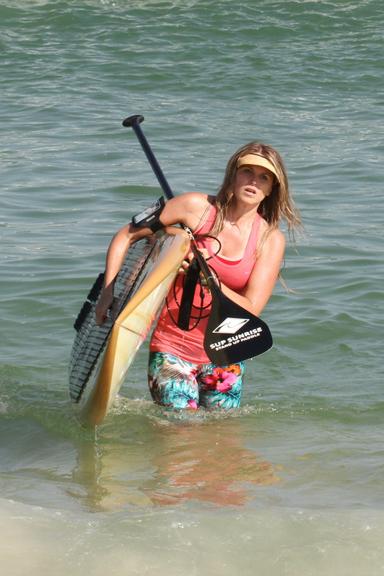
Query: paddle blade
204 292 273 364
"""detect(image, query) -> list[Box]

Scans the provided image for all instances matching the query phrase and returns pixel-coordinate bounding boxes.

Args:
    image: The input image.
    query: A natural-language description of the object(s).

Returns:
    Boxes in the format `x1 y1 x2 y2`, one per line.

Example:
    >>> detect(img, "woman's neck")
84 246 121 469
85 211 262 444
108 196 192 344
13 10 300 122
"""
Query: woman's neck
226 204 258 228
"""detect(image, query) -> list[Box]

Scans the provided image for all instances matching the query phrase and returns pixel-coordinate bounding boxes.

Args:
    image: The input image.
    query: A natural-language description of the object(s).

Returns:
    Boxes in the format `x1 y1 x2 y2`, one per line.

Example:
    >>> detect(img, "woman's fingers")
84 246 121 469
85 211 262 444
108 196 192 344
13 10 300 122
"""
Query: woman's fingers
178 250 194 273
179 258 191 273
178 248 209 275
95 289 114 325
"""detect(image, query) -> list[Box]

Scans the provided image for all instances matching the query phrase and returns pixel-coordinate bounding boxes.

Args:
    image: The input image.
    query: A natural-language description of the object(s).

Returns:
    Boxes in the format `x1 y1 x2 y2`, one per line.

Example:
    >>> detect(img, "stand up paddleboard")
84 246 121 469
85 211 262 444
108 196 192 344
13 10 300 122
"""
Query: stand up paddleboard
69 228 190 426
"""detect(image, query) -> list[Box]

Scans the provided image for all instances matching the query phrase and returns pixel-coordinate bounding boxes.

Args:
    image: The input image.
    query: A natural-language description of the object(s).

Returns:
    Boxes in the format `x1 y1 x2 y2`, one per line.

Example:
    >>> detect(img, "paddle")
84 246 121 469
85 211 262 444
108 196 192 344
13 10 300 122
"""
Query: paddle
122 114 273 364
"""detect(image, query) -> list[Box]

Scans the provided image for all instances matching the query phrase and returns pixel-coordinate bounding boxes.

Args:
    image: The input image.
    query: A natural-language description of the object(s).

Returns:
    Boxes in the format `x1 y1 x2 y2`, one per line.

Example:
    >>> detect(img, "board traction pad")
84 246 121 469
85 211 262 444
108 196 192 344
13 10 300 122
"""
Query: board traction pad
69 235 158 403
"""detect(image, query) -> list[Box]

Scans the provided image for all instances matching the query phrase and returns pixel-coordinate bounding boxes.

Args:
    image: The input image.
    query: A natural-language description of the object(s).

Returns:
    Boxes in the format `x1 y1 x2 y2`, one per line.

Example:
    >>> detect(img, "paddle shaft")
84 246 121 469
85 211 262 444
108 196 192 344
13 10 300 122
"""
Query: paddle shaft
123 115 173 201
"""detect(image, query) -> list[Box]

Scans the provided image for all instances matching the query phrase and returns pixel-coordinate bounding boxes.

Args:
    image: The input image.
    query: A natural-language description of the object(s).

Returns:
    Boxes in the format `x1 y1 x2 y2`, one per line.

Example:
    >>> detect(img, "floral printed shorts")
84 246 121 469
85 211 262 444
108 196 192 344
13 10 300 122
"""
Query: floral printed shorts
148 351 245 410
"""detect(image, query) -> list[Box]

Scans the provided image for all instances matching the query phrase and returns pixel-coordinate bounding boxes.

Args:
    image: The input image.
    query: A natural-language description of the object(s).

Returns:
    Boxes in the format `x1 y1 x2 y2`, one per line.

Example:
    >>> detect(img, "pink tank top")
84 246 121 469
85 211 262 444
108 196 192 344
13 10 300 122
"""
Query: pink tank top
150 203 261 364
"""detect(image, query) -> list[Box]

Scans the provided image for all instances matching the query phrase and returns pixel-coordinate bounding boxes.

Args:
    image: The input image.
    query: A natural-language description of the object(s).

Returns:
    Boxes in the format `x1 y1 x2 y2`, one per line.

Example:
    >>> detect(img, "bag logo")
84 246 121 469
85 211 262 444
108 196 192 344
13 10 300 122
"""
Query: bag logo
212 317 250 334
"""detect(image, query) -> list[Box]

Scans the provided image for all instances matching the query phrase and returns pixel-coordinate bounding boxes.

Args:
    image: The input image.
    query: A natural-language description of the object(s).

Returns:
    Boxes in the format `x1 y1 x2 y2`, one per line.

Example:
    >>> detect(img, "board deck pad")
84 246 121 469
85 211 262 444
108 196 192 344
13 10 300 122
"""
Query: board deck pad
69 235 158 404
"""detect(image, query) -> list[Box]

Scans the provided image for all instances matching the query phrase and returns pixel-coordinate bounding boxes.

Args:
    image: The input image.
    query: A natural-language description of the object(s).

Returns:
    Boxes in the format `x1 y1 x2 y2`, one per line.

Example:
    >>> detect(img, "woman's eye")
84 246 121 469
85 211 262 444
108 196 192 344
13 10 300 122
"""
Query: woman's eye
239 167 272 183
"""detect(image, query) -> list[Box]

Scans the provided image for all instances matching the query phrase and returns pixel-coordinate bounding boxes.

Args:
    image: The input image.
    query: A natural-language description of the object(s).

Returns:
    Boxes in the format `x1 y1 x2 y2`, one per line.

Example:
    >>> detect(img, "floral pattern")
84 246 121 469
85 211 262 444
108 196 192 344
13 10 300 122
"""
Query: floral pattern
148 352 245 410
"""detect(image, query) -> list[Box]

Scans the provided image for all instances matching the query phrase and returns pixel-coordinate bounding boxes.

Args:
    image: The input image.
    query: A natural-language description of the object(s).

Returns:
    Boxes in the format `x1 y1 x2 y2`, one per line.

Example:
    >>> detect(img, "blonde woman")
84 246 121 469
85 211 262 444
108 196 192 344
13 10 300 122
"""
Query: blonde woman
96 142 301 410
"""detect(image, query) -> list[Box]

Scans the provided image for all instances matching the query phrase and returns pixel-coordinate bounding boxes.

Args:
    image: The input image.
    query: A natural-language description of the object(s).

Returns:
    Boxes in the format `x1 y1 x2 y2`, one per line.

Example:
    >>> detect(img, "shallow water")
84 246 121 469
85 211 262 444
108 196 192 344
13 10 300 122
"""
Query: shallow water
1 0 384 574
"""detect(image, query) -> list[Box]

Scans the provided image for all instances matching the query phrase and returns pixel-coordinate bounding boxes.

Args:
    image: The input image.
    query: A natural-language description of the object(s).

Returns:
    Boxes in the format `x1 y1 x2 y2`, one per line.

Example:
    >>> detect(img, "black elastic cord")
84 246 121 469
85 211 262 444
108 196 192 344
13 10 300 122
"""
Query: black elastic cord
165 233 222 332
177 259 201 330
194 233 221 261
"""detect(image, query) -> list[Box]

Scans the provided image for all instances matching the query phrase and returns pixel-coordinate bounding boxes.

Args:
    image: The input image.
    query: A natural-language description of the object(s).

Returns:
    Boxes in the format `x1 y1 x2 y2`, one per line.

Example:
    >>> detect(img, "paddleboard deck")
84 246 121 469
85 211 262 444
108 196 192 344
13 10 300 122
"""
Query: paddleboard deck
69 228 190 426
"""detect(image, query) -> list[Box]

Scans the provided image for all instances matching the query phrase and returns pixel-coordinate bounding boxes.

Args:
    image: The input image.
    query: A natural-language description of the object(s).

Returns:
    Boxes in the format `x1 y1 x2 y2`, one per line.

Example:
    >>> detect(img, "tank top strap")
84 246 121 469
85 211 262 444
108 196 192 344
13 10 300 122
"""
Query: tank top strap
243 213 262 260
194 201 217 235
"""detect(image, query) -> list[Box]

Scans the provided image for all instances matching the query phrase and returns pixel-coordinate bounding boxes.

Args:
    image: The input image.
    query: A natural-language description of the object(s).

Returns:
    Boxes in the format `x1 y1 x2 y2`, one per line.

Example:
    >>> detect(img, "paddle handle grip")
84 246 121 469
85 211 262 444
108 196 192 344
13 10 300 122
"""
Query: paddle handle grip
122 115 174 201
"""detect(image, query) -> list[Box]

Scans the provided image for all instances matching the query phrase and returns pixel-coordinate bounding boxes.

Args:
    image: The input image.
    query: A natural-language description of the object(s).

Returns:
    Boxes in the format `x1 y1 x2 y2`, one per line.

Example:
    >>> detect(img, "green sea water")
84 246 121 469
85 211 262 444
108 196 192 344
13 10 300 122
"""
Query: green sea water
1 1 383 574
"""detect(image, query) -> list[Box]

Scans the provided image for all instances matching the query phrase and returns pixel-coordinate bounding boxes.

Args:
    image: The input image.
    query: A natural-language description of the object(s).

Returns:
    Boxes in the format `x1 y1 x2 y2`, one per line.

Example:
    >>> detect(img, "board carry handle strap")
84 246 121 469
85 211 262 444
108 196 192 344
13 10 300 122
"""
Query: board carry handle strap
122 114 273 363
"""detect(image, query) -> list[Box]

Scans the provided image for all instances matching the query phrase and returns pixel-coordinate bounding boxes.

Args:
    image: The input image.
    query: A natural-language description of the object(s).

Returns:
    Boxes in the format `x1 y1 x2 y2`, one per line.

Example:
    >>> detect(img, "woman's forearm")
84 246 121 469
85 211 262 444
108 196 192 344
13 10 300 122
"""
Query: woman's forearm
103 224 152 288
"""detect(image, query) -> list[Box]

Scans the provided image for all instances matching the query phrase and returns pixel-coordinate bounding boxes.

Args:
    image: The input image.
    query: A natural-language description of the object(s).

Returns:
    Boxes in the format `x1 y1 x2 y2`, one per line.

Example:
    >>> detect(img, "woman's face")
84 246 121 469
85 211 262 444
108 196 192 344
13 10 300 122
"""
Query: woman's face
233 164 274 205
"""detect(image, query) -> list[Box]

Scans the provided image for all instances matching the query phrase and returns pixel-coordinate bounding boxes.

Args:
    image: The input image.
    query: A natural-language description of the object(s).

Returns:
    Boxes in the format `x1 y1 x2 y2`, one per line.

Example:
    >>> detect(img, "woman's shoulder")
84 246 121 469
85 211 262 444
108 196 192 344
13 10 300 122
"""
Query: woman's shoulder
178 192 212 210
258 218 286 251
161 192 213 230
178 192 214 229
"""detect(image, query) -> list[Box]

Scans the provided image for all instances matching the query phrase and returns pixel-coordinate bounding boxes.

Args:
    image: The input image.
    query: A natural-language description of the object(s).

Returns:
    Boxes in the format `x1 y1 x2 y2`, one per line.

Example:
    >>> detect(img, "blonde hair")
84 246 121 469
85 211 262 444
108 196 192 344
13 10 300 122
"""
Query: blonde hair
213 142 301 236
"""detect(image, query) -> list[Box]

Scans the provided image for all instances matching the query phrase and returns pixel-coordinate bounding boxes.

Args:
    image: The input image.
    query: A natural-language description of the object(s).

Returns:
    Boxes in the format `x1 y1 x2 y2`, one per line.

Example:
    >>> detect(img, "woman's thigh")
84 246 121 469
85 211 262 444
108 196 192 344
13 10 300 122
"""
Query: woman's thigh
197 362 245 410
148 352 200 409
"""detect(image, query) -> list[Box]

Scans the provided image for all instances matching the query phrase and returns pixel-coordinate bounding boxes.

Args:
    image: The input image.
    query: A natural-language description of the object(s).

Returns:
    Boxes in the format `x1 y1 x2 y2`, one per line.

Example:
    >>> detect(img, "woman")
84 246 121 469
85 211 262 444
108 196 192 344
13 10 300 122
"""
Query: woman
96 141 301 410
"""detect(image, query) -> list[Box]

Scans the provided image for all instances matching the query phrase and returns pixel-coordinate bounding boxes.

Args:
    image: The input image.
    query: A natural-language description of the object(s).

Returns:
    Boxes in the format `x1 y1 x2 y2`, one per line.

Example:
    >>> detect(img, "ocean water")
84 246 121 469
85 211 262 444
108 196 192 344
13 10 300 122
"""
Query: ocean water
1 0 383 574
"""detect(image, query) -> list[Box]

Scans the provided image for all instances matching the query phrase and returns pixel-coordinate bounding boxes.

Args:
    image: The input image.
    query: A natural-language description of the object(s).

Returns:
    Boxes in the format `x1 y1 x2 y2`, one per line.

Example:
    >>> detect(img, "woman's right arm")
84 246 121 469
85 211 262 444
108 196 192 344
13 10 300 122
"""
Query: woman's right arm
95 224 152 325
95 192 209 324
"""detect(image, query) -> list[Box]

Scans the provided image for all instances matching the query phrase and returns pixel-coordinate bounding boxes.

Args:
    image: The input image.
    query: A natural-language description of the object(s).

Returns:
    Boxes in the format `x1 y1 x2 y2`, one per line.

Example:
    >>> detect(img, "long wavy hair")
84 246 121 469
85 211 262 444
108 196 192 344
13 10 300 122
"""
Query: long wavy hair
213 142 301 235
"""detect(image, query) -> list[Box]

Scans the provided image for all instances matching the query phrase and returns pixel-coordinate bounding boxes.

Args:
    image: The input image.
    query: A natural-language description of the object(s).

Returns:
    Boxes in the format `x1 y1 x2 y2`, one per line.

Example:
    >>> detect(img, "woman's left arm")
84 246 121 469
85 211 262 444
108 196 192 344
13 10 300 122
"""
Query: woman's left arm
220 228 286 316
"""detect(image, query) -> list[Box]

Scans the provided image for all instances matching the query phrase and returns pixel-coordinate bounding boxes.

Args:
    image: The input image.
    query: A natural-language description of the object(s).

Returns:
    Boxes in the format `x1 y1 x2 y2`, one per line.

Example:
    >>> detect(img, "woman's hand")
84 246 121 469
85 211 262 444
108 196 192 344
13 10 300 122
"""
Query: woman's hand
179 248 210 274
179 251 194 274
95 285 114 325
178 248 215 289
